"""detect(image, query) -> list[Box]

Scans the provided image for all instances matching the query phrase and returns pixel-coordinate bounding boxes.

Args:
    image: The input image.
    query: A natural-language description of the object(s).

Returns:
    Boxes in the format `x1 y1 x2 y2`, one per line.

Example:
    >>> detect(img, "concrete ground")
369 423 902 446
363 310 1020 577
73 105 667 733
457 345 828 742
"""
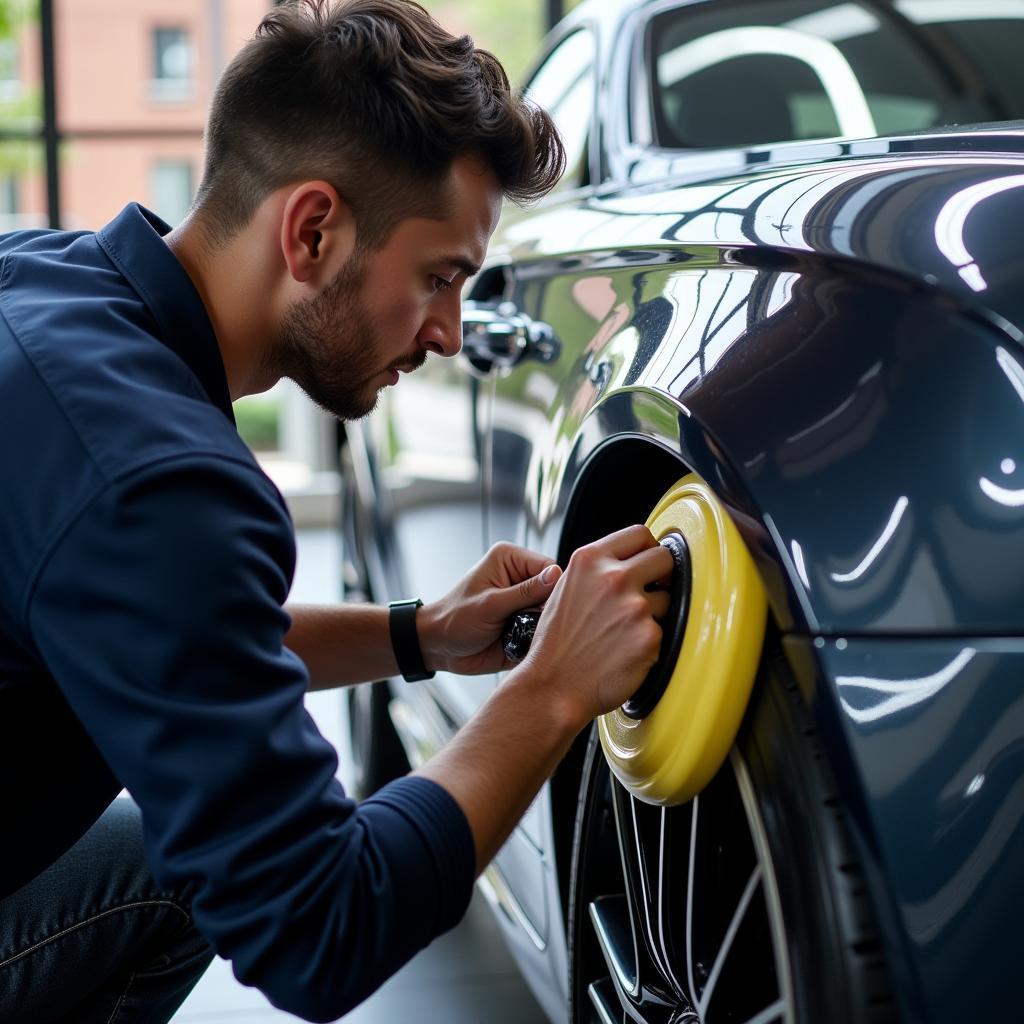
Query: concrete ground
173 528 549 1023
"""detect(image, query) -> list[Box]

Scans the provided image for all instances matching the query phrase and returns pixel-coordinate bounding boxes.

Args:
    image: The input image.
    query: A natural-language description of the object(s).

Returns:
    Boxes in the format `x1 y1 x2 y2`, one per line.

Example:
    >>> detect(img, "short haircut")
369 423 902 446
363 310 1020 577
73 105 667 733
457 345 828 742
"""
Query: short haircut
194 0 565 249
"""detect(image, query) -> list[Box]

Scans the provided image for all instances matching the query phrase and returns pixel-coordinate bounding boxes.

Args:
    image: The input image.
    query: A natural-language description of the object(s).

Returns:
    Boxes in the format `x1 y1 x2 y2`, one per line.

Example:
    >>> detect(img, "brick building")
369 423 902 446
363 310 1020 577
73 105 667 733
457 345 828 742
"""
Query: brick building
0 0 269 231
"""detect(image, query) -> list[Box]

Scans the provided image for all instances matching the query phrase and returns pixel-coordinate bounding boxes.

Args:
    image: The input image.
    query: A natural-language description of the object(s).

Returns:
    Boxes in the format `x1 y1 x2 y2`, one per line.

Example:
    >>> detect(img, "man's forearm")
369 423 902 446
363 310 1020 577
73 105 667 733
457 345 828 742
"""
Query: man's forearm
285 603 400 689
415 665 586 873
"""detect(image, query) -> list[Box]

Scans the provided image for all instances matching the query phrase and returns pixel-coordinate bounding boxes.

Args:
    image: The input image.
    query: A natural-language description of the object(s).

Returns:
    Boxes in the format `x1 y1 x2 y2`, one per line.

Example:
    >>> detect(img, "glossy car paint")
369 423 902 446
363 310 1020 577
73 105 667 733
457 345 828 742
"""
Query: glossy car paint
785 634 1024 1023
497 151 1024 635
345 2 1024 1021
480 150 1024 1022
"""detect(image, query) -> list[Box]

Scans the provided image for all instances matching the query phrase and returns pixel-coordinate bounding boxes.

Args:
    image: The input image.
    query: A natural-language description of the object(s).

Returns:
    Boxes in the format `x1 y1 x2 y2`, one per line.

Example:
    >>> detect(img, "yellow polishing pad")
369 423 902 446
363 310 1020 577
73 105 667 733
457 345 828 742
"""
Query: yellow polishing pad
598 473 767 805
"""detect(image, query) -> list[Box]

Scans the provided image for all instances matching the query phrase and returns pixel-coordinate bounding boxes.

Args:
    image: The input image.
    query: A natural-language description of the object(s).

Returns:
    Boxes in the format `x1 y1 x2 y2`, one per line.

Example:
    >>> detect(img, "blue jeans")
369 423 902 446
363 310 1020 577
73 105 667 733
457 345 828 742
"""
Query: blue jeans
0 798 214 1023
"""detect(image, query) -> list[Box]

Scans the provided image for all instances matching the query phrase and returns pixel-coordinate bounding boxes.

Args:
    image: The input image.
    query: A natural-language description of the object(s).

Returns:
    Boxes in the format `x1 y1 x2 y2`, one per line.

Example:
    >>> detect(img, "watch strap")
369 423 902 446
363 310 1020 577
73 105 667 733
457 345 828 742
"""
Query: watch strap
388 598 435 682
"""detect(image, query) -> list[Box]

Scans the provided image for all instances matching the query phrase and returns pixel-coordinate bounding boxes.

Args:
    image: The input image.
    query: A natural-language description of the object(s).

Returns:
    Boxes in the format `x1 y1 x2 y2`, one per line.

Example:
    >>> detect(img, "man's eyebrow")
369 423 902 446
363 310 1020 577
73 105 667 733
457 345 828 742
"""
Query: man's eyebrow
441 256 481 278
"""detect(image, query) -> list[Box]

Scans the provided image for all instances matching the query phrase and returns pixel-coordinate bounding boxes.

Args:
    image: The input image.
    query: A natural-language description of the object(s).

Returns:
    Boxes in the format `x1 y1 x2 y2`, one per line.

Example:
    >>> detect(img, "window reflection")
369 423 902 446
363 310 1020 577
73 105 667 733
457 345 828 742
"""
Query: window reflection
786 3 881 42
830 496 910 583
978 477 1024 507
791 539 811 589
657 25 875 142
837 647 976 725
934 174 1024 291
978 351 1024 504
647 0 1024 152
996 347 1024 404
524 29 594 190
610 265 803 402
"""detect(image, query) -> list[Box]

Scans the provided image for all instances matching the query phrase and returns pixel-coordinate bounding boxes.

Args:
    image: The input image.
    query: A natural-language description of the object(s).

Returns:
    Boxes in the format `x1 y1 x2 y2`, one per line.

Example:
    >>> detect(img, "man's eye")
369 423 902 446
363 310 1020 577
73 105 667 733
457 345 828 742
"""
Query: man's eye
431 276 454 292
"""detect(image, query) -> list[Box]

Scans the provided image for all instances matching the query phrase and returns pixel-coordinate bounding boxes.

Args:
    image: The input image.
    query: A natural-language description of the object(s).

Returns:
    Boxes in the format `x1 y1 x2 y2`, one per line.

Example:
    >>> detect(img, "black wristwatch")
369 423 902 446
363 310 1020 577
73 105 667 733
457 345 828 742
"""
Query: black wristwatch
388 598 435 682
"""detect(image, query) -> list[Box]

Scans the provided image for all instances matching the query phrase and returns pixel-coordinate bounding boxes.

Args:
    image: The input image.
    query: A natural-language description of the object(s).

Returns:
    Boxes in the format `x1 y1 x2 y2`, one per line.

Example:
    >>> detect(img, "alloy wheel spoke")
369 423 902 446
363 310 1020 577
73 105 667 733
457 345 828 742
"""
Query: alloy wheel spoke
740 999 786 1024
610 778 688 1004
698 864 762 1018
587 978 623 1024
685 793 699 1006
589 895 638 1005
654 801 695 1000
577 740 791 1024
587 895 679 1021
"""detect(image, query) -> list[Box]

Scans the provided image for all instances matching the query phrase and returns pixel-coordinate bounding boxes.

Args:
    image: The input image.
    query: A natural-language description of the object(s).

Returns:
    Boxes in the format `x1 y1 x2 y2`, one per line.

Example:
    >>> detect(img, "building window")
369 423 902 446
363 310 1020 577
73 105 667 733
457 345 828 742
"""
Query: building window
151 160 194 226
149 27 193 102
0 38 21 103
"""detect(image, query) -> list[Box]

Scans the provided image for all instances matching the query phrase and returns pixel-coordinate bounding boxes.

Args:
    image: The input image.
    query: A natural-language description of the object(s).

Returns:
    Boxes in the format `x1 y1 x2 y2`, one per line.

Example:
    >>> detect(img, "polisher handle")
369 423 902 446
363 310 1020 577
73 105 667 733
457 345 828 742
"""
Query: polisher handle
500 534 685 669
502 607 543 662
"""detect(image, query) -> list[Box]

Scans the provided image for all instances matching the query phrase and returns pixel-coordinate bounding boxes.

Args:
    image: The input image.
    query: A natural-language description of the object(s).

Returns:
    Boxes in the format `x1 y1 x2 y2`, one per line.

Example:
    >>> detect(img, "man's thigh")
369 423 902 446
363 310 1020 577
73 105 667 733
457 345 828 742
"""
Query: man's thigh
0 797 213 1024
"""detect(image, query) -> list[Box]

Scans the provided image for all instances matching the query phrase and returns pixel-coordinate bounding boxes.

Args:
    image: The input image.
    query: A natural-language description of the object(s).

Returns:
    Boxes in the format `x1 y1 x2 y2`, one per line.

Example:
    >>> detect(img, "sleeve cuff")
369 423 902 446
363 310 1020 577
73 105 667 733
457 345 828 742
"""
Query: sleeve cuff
360 774 475 934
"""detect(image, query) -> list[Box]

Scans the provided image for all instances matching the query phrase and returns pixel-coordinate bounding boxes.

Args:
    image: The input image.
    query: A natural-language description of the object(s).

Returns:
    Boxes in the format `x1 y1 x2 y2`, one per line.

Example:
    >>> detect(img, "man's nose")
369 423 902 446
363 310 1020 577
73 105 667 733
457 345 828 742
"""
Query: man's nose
420 296 463 358
440 294 463 358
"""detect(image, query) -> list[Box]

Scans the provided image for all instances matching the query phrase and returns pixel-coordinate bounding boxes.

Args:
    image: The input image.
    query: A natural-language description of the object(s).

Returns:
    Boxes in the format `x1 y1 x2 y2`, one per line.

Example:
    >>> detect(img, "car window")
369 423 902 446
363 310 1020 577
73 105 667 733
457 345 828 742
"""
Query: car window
647 0 1024 151
525 28 596 190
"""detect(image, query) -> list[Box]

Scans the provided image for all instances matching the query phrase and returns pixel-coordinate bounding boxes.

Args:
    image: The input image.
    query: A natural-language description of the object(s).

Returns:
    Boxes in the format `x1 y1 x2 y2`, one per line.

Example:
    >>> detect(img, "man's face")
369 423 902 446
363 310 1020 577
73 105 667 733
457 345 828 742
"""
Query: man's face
276 157 502 420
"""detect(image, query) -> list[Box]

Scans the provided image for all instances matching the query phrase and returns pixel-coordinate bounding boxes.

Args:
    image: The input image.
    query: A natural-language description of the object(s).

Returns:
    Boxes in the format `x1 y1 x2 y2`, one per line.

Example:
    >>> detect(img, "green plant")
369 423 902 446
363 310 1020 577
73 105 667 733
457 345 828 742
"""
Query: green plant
233 397 280 452
0 0 41 181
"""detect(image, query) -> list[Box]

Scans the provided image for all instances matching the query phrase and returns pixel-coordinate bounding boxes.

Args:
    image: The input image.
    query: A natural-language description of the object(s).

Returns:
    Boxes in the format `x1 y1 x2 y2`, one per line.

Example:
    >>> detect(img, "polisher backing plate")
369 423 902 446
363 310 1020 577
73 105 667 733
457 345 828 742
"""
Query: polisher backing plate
598 474 767 805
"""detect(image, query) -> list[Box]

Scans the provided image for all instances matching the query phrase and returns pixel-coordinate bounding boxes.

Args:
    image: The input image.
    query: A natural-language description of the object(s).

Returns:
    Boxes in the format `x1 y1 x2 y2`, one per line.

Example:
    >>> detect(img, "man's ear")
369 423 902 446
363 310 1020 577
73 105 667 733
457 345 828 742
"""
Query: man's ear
280 181 357 287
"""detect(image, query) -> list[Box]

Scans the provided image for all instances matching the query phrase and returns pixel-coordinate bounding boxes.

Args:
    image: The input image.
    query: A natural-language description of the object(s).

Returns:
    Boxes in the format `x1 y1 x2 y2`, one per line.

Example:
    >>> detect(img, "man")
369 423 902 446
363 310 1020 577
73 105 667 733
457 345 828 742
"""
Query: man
0 1 672 1021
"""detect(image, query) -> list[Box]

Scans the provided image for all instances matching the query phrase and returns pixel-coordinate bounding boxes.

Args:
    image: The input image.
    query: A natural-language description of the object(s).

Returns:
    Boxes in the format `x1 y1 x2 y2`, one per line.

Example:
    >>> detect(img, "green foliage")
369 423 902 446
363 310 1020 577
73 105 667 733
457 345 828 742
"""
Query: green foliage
0 0 41 179
420 0 588 91
422 0 545 85
0 0 37 40
234 397 281 452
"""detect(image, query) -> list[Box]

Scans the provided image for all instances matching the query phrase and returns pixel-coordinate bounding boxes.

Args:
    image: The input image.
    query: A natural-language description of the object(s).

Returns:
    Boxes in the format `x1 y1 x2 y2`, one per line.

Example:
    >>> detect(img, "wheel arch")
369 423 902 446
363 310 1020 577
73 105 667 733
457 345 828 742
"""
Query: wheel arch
541 425 906 1020
549 433 692 933
545 414 797 935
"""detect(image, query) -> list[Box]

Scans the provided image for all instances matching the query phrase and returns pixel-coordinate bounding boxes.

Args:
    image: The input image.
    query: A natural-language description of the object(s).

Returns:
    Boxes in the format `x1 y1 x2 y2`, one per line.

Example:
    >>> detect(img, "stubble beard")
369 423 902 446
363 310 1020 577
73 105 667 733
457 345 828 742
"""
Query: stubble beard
275 252 388 421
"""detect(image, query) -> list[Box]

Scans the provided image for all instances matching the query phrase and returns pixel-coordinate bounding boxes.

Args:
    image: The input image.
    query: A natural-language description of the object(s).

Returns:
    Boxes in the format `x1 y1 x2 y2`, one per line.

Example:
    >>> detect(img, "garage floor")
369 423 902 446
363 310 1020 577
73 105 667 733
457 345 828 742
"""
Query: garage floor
173 529 549 1023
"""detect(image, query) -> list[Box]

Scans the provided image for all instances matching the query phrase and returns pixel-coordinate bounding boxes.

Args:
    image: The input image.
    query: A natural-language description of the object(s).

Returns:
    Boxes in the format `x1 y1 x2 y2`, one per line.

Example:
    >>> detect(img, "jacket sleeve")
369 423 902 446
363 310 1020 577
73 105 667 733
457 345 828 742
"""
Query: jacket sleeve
25 454 475 1022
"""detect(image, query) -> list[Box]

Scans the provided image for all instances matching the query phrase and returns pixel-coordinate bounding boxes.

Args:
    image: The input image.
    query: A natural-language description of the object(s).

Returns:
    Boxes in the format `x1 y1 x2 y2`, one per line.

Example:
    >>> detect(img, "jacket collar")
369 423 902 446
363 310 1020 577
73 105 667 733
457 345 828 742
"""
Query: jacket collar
97 203 235 425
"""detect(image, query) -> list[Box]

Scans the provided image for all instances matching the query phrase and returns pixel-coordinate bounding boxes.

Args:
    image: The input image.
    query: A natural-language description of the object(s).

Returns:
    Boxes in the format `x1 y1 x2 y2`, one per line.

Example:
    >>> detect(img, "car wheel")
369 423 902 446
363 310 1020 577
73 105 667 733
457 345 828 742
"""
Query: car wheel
567 645 896 1024
340 440 409 800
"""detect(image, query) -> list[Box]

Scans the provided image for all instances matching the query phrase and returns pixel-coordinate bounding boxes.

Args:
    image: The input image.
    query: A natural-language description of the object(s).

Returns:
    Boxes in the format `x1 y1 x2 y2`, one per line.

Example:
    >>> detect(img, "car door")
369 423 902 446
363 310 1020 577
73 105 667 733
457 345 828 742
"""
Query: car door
368 307 493 731
483 23 598 557
463 20 600 956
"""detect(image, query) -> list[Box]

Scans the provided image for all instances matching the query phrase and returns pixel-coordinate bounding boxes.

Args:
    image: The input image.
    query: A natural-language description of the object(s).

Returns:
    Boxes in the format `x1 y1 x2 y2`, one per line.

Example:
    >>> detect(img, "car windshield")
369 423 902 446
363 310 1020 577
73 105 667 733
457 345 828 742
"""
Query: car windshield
648 0 1024 150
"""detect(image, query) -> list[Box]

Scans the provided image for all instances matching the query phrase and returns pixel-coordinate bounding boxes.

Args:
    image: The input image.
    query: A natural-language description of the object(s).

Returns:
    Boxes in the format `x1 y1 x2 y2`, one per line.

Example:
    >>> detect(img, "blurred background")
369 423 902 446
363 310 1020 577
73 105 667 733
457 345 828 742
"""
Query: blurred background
0 0 574 510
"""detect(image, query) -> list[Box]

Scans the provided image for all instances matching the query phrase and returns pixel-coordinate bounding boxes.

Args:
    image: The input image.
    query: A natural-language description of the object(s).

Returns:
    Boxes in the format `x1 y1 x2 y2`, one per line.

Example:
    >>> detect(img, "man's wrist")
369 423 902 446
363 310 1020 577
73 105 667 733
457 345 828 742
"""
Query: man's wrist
415 600 446 674
506 661 591 740
388 599 436 682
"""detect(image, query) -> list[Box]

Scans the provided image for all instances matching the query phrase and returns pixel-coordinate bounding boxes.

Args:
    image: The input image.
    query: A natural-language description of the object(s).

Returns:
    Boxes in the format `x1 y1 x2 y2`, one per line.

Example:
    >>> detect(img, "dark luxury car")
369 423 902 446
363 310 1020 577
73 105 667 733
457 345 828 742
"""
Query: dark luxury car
339 2 1024 1022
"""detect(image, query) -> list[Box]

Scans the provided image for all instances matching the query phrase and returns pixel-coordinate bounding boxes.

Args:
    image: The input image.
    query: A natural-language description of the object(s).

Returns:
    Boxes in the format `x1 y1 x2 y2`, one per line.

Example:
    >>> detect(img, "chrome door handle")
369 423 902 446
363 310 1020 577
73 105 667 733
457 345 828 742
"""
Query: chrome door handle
461 301 559 374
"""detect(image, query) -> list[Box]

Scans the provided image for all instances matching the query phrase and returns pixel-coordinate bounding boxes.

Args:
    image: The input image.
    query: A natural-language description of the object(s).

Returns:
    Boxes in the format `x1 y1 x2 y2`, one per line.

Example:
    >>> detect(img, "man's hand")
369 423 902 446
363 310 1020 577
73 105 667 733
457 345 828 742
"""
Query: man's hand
415 524 675 873
517 524 673 725
418 542 563 676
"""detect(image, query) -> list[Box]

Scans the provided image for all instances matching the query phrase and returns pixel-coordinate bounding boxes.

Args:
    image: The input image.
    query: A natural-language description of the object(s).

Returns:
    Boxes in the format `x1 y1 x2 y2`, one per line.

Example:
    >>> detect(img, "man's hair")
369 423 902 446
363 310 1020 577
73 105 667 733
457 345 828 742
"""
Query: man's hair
193 0 565 249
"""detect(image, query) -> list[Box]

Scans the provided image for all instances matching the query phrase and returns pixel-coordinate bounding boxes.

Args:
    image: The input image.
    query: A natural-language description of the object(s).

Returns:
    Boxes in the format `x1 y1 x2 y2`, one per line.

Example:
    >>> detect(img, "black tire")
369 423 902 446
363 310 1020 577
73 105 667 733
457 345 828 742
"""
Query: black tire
567 643 897 1024
339 441 410 800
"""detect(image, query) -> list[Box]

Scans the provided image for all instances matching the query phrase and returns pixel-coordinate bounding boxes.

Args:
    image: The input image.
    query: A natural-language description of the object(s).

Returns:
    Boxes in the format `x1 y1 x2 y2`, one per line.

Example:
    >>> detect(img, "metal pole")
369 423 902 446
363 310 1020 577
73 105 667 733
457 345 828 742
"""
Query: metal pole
40 0 60 228
546 0 564 32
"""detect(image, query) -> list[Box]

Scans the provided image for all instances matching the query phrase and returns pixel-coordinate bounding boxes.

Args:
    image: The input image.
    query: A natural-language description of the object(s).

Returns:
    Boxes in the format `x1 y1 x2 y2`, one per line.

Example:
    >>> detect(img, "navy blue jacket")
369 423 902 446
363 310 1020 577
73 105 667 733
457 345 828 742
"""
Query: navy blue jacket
0 204 474 1021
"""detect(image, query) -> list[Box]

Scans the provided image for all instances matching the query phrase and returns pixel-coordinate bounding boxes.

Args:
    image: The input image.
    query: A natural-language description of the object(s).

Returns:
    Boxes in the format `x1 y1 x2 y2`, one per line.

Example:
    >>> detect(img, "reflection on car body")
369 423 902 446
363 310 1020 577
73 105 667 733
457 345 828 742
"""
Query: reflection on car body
341 2 1024 1022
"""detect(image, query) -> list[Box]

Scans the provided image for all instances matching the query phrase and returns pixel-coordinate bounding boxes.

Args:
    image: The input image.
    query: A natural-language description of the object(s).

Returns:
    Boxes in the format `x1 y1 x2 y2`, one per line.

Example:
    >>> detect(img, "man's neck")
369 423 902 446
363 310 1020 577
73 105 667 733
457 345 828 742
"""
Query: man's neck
164 212 281 401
